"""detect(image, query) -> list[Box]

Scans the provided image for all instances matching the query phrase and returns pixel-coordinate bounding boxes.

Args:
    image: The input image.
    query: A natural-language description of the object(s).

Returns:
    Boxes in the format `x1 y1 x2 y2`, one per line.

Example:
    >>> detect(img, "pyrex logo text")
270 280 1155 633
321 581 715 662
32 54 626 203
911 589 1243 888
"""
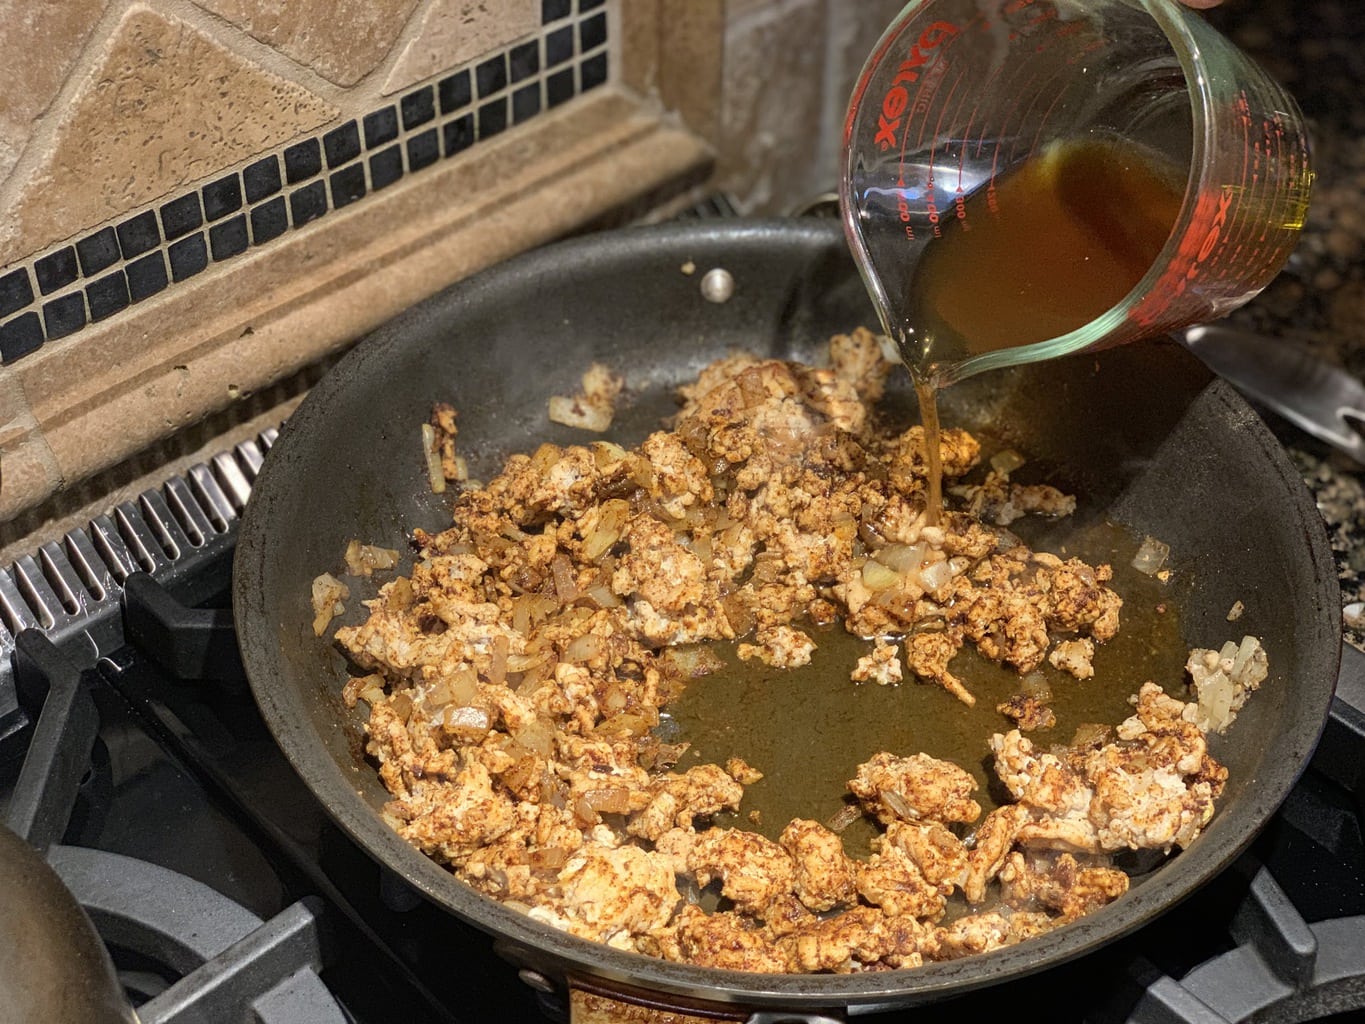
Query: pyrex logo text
873 21 960 152
1133 188 1235 328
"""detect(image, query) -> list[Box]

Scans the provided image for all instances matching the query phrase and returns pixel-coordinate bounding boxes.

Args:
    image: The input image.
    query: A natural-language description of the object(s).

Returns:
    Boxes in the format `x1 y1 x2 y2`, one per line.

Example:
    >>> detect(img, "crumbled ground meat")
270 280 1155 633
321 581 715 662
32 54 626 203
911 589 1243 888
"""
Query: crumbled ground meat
737 625 817 668
1049 638 1096 680
953 471 1077 526
997 693 1057 732
326 333 1250 975
851 639 904 686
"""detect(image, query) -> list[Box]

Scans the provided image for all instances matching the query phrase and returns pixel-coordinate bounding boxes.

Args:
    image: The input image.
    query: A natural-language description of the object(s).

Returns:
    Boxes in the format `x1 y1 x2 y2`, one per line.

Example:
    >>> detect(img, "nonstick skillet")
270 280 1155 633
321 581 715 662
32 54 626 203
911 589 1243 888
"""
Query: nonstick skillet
234 219 1341 1019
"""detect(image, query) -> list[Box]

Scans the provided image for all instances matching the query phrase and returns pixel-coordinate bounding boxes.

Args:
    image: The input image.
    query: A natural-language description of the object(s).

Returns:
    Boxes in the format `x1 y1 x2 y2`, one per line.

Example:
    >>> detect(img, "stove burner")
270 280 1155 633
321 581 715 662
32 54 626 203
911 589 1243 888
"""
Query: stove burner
1124 869 1365 1024
49 846 344 1024
1 632 348 1022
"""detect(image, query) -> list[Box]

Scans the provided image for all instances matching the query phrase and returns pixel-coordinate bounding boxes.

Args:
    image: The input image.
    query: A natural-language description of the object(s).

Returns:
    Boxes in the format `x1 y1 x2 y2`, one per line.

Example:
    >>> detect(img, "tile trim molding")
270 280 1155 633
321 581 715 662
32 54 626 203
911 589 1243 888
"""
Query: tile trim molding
0 0 611 367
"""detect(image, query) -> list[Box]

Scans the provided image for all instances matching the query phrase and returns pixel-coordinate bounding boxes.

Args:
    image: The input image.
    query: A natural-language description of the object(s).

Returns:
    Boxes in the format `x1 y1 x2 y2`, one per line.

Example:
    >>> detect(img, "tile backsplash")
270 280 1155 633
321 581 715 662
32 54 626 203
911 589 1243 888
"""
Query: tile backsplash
0 0 904 533
1 2 610 365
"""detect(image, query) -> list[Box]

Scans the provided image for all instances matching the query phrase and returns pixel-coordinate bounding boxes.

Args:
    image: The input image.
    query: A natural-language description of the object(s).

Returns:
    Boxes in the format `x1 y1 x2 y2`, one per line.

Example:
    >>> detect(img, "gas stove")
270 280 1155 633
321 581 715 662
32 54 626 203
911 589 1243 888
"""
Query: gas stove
0 429 1363 1024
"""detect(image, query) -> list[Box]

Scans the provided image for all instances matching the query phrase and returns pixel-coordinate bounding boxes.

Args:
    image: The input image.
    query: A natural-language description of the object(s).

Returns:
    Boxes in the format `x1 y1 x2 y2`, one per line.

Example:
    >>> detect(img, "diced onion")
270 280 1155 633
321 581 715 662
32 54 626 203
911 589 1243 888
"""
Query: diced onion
551 554 579 604
582 499 629 562
690 533 713 565
591 441 629 469
530 443 562 477
990 449 1027 475
548 395 613 432
825 803 862 833
584 788 633 814
512 596 532 635
487 635 510 686
344 539 400 576
584 584 623 609
881 790 916 821
528 847 570 871
437 705 492 741
341 673 385 708
447 667 479 706
513 718 555 757
918 558 953 593
862 559 901 592
421 423 445 494
595 713 649 738
565 634 606 663
876 543 927 575
573 798 601 827
1132 535 1170 575
507 652 548 673
1231 634 1261 680
311 573 349 636
425 677 454 709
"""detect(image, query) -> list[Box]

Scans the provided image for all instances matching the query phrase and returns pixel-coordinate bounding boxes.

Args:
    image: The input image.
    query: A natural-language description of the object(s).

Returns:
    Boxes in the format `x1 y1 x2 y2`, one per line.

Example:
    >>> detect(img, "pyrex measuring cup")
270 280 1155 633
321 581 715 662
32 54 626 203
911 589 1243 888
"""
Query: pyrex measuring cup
840 0 1314 386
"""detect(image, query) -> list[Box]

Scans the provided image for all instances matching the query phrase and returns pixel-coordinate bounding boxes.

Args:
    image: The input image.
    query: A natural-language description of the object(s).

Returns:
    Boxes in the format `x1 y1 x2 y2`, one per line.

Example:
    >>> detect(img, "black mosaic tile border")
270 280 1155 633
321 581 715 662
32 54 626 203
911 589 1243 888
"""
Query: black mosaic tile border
0 0 611 367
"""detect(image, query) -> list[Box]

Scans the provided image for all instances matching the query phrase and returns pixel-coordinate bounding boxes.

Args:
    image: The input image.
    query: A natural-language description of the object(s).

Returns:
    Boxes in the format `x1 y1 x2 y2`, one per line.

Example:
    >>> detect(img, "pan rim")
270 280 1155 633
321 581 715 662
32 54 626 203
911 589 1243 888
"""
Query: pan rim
233 217 1342 1011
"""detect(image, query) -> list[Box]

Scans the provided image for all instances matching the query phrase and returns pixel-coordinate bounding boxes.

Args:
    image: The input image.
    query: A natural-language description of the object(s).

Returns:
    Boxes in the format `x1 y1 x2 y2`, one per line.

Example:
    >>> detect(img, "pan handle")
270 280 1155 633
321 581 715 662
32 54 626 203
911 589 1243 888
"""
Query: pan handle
564 973 847 1024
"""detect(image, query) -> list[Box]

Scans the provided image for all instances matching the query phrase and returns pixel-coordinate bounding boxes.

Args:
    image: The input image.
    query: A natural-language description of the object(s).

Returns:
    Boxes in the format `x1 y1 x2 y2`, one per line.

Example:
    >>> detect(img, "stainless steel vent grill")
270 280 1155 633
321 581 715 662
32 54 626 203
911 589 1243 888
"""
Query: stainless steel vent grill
0 429 278 752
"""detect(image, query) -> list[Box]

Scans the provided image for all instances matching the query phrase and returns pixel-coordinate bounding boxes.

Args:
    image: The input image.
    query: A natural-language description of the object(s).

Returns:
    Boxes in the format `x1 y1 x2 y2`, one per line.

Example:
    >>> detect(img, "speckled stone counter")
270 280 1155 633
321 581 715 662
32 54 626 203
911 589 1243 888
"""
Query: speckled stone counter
1204 0 1365 653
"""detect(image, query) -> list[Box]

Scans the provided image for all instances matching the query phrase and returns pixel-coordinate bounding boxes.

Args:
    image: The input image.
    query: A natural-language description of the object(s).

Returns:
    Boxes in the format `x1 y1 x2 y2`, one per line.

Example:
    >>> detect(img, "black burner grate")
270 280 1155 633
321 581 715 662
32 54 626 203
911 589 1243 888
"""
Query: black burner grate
1 633 346 1023
0 417 1362 1022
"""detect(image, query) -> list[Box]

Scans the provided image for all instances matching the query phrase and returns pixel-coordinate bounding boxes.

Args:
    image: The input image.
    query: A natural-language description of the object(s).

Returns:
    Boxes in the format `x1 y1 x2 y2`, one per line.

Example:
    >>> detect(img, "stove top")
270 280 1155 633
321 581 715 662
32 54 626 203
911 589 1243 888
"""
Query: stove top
0 431 1362 1024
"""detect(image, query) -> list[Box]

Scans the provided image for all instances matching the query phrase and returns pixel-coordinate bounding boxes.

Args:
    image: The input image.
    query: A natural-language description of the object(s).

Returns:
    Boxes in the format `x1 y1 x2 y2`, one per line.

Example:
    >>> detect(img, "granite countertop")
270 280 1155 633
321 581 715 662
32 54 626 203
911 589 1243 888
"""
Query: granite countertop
1203 0 1365 654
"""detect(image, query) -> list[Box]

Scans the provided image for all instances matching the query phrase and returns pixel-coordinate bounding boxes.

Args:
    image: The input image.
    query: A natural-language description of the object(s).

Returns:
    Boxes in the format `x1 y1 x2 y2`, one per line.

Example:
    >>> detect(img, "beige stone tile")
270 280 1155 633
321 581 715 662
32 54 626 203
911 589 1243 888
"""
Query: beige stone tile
0 433 62 523
0 3 337 261
0 0 110 185
0 370 31 449
194 0 419 87
724 0 780 27
657 0 724 141
715 0 829 213
620 1 724 144
17 90 710 515
817 0 907 189
383 0 539 96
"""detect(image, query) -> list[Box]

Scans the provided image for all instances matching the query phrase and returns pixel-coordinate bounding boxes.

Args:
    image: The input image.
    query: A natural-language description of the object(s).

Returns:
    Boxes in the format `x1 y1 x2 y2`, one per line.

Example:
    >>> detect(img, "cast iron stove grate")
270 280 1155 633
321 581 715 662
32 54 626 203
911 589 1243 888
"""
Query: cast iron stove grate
0 430 1362 1022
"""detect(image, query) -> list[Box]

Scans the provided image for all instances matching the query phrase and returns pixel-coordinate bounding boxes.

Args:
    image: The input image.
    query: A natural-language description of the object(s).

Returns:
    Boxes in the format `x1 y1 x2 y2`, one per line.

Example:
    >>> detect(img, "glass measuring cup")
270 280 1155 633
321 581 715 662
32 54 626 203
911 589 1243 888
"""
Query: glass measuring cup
840 0 1314 387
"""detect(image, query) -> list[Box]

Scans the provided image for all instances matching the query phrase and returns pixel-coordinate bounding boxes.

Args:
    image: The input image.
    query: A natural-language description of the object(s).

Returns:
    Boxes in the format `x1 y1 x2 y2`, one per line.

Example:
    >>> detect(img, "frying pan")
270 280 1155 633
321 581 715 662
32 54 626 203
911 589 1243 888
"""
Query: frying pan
233 219 1341 1019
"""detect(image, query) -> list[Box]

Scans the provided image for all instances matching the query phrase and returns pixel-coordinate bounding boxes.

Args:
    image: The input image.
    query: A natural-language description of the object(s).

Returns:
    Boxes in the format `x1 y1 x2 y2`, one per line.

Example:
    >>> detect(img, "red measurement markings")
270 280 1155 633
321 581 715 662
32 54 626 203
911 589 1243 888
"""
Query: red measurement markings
943 67 984 230
1027 67 1081 157
1132 186 1236 329
1224 88 1260 266
911 63 971 229
967 53 1010 160
884 20 976 243
999 56 1062 167
985 142 1003 214
992 3 1060 163
1001 0 1060 44
1025 15 1107 155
